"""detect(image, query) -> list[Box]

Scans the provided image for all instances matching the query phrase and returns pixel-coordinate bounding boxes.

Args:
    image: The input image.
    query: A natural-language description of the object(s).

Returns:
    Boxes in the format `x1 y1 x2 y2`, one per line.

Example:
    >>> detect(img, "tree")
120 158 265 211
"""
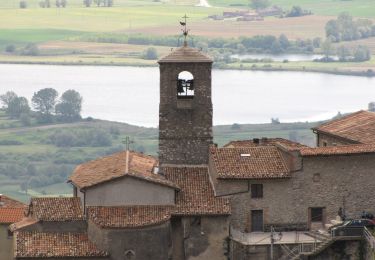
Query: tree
287 6 303 17
325 20 340 42
353 45 371 62
55 90 83 122
61 0 67 7
337 45 351 61
19 1 27 8
278 34 290 50
7 97 30 118
250 0 269 10
0 91 18 109
5 44 16 53
32 88 58 116
144 47 158 60
321 39 334 58
83 0 92 7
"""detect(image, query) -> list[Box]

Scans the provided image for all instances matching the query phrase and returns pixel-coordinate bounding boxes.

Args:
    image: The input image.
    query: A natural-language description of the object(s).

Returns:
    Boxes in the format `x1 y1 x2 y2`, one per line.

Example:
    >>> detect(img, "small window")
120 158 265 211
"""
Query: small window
311 207 323 222
313 173 321 183
124 250 135 260
177 71 194 99
251 184 263 198
322 141 327 147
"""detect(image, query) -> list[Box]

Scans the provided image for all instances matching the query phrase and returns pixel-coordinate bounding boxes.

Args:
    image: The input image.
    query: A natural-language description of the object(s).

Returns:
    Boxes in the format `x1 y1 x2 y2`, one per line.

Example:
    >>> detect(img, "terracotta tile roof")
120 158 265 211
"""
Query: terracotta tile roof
313 110 375 144
210 146 290 179
15 231 109 258
164 166 230 216
0 195 26 223
158 46 213 63
0 208 25 223
28 197 84 221
88 206 172 228
9 217 39 232
300 143 375 157
225 138 307 151
69 151 179 190
0 194 25 208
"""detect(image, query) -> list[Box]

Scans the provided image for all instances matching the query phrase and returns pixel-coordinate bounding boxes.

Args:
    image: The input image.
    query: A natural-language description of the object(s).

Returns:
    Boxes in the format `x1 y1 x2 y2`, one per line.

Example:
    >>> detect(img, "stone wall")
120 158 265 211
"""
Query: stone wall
159 62 213 166
215 153 375 232
317 132 357 147
0 224 13 260
171 216 229 260
77 176 175 207
88 220 172 260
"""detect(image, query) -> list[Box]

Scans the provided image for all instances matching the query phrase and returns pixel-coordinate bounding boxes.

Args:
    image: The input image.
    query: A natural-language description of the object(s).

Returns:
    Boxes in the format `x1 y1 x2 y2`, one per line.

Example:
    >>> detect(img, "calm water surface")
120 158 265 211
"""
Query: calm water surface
0 64 374 127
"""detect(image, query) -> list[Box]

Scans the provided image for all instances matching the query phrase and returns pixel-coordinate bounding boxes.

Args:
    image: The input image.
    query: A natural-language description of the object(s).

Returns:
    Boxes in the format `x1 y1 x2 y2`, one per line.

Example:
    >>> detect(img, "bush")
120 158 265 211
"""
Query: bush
0 140 23 145
5 45 16 53
21 44 40 56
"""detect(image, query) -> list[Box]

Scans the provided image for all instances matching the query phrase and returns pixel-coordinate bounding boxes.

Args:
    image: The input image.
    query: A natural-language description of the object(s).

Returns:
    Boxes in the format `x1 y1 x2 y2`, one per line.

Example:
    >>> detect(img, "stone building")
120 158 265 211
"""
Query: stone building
8 41 375 260
312 110 375 147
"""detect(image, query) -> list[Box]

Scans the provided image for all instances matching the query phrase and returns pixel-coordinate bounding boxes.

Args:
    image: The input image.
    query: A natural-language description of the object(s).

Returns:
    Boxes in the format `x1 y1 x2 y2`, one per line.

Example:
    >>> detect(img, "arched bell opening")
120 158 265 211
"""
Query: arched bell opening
177 71 194 99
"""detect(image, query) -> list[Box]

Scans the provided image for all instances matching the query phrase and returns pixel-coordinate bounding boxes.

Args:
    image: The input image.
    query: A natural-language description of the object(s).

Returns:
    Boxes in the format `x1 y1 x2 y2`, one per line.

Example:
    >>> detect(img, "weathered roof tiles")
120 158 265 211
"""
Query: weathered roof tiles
88 205 172 229
210 146 290 179
164 166 231 216
69 151 179 190
28 197 84 221
313 110 375 144
14 231 109 258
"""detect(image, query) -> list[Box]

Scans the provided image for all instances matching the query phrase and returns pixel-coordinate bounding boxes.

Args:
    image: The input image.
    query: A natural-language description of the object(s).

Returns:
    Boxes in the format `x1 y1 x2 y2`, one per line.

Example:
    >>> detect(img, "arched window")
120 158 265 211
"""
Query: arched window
177 71 194 99
124 250 135 260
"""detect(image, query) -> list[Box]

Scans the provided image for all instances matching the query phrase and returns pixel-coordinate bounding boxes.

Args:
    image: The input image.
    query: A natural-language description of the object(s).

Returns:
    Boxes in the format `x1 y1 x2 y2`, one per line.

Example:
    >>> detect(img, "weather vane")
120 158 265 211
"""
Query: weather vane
180 14 190 46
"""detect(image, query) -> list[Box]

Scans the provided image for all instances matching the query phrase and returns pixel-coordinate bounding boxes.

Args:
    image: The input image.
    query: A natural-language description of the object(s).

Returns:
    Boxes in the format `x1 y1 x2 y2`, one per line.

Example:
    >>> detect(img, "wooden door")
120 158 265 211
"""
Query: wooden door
251 210 264 232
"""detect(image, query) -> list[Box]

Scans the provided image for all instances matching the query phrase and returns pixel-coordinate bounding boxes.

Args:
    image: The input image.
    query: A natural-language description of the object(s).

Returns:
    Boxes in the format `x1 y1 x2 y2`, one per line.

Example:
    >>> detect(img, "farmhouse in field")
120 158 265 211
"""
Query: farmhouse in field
6 34 375 260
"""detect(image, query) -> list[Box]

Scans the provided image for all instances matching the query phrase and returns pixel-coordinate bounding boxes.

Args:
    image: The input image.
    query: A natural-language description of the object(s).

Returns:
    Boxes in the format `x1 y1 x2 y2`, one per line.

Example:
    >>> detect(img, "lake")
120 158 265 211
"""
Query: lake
0 64 374 127
232 53 337 62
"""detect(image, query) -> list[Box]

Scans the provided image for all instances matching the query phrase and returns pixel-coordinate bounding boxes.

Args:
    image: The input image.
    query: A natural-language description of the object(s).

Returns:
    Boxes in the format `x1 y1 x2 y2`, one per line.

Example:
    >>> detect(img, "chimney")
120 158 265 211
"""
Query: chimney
369 102 375 112
125 150 129 174
0 194 4 207
260 137 268 145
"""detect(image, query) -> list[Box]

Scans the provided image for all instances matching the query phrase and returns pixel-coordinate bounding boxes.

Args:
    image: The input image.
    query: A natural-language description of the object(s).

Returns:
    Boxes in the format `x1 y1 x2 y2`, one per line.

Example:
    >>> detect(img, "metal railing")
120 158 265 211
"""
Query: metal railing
364 227 375 249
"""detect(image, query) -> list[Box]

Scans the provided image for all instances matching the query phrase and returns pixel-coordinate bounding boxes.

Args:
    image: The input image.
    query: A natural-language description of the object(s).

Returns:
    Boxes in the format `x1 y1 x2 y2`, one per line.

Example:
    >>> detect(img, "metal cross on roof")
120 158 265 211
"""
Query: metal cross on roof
180 14 190 46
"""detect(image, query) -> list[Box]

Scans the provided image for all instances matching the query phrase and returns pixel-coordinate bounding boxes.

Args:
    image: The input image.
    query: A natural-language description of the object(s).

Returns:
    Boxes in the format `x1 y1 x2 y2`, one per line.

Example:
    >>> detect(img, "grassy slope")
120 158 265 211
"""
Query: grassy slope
208 0 375 18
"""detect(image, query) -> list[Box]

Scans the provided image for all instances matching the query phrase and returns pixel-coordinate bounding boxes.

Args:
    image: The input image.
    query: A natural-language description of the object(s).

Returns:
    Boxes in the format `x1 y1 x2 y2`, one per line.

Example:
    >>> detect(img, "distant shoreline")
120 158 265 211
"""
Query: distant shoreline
0 60 374 78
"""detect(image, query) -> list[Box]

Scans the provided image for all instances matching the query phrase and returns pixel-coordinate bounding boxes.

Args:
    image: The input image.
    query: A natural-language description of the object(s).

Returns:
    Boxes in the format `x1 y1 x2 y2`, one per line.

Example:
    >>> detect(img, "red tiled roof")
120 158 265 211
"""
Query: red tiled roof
313 110 375 144
28 197 84 221
88 206 172 228
300 144 375 157
164 166 231 216
15 231 109 258
225 138 307 151
0 208 25 223
69 151 179 190
158 46 212 63
0 195 26 223
210 146 290 179
0 195 25 208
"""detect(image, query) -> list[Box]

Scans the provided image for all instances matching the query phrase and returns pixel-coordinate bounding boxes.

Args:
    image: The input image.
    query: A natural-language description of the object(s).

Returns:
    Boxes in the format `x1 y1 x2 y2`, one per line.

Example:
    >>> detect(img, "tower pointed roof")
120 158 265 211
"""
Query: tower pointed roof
158 46 212 63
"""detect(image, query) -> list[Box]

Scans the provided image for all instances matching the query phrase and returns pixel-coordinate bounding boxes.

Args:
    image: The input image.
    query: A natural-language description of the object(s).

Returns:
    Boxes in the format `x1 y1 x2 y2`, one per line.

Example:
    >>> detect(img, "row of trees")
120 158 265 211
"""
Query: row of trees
320 39 371 62
39 0 67 8
83 0 113 7
326 13 375 42
0 88 82 123
19 0 114 8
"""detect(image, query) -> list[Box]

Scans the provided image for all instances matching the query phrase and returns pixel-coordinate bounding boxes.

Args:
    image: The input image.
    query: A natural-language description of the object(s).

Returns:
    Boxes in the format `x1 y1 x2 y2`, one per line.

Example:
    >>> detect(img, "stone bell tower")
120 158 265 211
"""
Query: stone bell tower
158 26 213 167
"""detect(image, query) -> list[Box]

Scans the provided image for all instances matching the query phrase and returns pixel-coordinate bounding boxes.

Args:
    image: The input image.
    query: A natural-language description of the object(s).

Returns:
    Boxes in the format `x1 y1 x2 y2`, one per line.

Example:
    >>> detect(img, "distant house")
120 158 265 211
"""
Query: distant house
0 195 26 260
257 5 283 17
